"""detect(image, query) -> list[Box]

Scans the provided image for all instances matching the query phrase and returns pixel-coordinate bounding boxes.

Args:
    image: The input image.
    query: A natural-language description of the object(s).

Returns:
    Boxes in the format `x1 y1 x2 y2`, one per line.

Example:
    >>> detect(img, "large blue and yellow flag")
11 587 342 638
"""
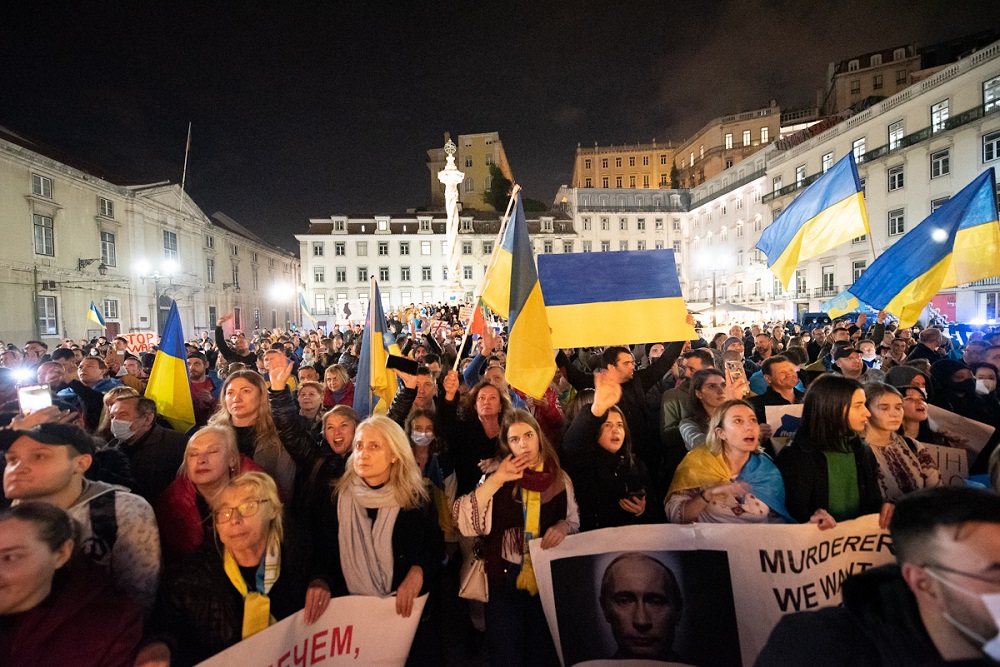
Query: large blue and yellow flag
849 168 999 328
87 301 106 329
479 193 555 398
145 300 195 433
538 249 696 348
757 153 871 288
353 279 399 418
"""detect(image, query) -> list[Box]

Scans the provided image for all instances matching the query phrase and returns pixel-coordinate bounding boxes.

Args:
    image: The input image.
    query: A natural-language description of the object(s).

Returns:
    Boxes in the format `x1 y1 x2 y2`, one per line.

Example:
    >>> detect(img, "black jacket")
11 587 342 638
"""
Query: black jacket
755 564 993 666
108 423 187 505
777 436 882 523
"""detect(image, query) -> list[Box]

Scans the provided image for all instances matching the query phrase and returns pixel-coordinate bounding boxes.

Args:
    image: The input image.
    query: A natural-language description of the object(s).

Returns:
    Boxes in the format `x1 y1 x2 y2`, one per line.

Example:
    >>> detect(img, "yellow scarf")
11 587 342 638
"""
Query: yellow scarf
223 533 282 639
516 461 543 595
666 447 732 499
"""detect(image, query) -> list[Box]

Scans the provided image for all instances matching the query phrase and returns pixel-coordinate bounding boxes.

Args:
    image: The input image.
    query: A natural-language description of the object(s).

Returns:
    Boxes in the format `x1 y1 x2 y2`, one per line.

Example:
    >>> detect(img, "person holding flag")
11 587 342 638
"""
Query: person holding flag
353 278 401 419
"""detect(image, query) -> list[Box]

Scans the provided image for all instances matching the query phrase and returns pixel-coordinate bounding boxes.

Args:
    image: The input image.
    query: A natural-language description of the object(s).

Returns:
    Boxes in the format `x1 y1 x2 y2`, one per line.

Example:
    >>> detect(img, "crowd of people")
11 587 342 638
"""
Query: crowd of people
1 304 999 666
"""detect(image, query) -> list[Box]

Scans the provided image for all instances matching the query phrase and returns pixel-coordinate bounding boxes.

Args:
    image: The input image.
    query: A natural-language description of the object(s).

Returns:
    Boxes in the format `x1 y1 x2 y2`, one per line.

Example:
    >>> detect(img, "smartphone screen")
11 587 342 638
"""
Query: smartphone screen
385 354 419 375
18 384 52 415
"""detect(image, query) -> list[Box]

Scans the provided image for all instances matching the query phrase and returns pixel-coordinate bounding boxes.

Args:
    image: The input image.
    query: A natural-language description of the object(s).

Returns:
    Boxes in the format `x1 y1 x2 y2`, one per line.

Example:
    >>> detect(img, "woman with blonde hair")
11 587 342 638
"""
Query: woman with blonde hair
209 370 296 498
154 425 264 563
666 400 792 524
153 472 331 665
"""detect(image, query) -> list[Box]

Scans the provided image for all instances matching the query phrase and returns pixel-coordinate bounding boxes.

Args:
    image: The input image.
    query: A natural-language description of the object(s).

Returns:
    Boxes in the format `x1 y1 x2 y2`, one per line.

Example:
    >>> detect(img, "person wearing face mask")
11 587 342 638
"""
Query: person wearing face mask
929 360 1000 441
862 383 942 502
106 396 187 505
405 408 459 548
858 339 882 370
755 486 1000 666
971 363 1000 404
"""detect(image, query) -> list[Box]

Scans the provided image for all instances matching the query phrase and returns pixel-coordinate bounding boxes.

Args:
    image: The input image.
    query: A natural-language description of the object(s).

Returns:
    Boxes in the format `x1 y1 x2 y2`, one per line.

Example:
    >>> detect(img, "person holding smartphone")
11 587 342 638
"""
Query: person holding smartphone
562 371 665 531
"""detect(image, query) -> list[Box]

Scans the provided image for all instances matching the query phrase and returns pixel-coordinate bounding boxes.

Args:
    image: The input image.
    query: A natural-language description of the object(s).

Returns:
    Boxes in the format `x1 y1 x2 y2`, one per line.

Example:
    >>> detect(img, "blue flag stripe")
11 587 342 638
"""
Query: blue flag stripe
538 250 682 305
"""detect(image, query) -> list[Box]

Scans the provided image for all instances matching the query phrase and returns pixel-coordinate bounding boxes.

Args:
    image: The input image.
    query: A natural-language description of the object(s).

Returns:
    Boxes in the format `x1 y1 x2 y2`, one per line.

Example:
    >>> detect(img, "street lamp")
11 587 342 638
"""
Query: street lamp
135 259 176 333
78 258 109 276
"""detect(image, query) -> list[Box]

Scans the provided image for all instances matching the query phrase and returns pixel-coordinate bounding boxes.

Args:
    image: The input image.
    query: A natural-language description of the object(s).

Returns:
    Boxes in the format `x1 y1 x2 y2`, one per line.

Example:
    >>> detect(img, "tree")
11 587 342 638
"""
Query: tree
482 164 512 211
670 161 680 189
522 197 548 212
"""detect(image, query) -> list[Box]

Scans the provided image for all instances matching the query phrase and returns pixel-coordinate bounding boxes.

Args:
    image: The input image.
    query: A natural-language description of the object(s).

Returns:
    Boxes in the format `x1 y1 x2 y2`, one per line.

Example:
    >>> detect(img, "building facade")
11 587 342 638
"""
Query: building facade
426 132 514 211
0 129 300 345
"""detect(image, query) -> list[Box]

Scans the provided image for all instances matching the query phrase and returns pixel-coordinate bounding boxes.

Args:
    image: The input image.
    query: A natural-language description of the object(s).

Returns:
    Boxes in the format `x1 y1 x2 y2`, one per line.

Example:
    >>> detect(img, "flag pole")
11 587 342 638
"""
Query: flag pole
476 184 521 300
368 276 376 410
180 122 192 195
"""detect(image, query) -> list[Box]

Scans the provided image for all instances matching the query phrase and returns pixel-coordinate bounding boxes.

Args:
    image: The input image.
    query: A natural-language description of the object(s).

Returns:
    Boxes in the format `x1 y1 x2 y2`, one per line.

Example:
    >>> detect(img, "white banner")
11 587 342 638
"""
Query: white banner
196 594 426 667
530 515 893 667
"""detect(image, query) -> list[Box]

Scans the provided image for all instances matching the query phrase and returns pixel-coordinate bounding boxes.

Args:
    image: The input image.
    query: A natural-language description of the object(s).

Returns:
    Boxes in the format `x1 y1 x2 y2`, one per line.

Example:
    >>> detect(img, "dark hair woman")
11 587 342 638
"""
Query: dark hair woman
678 368 748 450
777 374 890 530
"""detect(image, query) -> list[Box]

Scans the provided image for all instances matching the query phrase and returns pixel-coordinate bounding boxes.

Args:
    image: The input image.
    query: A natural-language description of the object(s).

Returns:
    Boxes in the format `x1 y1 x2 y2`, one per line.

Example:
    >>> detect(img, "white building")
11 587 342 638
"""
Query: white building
0 127 300 345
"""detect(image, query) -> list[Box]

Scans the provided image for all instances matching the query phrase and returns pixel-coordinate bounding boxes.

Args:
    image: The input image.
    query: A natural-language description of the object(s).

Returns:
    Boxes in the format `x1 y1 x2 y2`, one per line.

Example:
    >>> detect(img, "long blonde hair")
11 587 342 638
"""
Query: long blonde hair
705 399 761 456
208 370 282 460
335 416 429 510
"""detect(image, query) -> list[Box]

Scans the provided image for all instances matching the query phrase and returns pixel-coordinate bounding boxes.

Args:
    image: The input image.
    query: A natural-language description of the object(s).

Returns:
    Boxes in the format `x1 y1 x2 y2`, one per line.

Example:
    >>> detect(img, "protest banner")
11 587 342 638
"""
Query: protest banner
530 515 893 667
763 404 803 454
196 594 426 667
123 332 157 353
926 404 995 461
920 442 969 485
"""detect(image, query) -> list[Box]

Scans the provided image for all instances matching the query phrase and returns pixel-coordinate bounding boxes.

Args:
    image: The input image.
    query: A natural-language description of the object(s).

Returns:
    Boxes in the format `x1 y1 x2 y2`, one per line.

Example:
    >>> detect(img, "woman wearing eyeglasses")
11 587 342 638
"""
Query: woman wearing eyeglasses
151 472 331 666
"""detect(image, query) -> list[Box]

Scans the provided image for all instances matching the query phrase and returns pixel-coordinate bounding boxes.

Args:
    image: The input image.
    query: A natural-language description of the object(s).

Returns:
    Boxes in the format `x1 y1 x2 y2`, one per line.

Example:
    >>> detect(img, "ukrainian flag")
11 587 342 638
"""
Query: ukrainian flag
87 301 106 329
480 193 555 399
538 249 696 348
299 292 317 325
353 279 399 418
849 168 999 328
145 300 195 433
821 290 862 319
757 153 871 288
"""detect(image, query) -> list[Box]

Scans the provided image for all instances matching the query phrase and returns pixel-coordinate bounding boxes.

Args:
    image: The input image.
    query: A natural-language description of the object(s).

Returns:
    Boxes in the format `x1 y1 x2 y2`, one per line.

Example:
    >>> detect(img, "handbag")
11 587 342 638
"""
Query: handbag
458 538 489 602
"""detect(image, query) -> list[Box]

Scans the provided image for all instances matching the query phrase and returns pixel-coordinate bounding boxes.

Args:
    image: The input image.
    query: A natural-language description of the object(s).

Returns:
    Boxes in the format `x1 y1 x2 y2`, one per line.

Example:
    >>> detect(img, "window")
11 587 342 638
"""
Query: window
377 220 388 231
37 295 57 335
357 241 368 256
358 267 369 281
931 100 949 132
400 267 411 281
462 241 472 255
465 156 473 168
737 250 744 266
888 121 904 150
315 294 326 313
483 241 493 255
690 151 695 165
99 197 114 218
602 177 609 188
601 158 608 169
893 48 906 61
871 54 882 67
772 176 782 194
619 218 627 231
930 149 950 178
984 75 1000 112
585 159 591 169
743 130 751 146
419 220 430 232
822 266 835 293
421 266 432 281
849 78 861 95
268 258 274 269
314 266 325 283
103 299 119 320
897 69 907 84
984 130 1000 162
460 219 472 232
33 214 54 256
888 208 905 236
628 157 635 167
463 266 473 280
725 133 733 149
441 241 449 255
100 231 116 266
642 156 649 166
395 241 408 257
629 176 636 188
619 240 628 251
754 217 762 232
464 177 474 193
206 257 215 283
379 267 389 281
336 267 347 282
313 242 324 256
760 127 769 143
873 74 883 90
853 234 868 244
671 219 680 231
563 241 573 253
543 241 553 253
822 152 834 173
205 234 215 249
795 270 807 294
795 165 805 186
859 177 867 195
585 178 593 187
887 165 905 191
251 251 258 264
700 146 704 159
655 241 664 250
671 240 681 253
230 243 239 257
582 241 592 253
636 240 646 251
252 268 259 291
163 230 178 261
736 224 744 238
615 157 622 168
601 241 611 252
616 177 622 188
31 173 52 198
601 218 610 231
853 137 866 160
334 220 345 232
636 218 646 231
853 260 867 281
378 241 389 256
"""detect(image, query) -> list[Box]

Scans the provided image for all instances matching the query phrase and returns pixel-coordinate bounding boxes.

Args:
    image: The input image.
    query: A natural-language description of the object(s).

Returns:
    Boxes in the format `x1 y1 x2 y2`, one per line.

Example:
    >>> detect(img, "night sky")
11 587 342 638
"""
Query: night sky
4 1 1000 252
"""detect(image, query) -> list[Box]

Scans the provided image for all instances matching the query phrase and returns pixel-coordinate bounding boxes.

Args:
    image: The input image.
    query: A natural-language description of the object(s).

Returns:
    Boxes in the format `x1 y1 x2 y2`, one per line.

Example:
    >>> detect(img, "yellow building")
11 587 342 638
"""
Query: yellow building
820 44 923 116
674 102 781 188
571 141 676 190
426 132 514 211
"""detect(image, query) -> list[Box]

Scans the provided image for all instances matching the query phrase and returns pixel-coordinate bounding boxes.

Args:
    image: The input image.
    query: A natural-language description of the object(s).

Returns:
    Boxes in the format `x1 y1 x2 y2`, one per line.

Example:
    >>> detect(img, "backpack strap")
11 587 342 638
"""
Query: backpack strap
81 491 118 566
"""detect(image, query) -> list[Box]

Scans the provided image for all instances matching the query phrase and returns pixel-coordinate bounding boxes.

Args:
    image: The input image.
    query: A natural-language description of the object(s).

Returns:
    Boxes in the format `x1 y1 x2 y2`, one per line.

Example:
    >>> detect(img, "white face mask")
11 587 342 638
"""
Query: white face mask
976 379 996 395
110 419 133 440
926 568 1000 659
861 352 877 361
411 431 433 447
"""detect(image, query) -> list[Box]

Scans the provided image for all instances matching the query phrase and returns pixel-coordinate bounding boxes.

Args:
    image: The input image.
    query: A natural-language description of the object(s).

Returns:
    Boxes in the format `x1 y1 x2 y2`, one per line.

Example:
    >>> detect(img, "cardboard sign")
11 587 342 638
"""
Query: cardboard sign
764 404 804 454
123 332 157 353
919 442 969 486
926 404 995 461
